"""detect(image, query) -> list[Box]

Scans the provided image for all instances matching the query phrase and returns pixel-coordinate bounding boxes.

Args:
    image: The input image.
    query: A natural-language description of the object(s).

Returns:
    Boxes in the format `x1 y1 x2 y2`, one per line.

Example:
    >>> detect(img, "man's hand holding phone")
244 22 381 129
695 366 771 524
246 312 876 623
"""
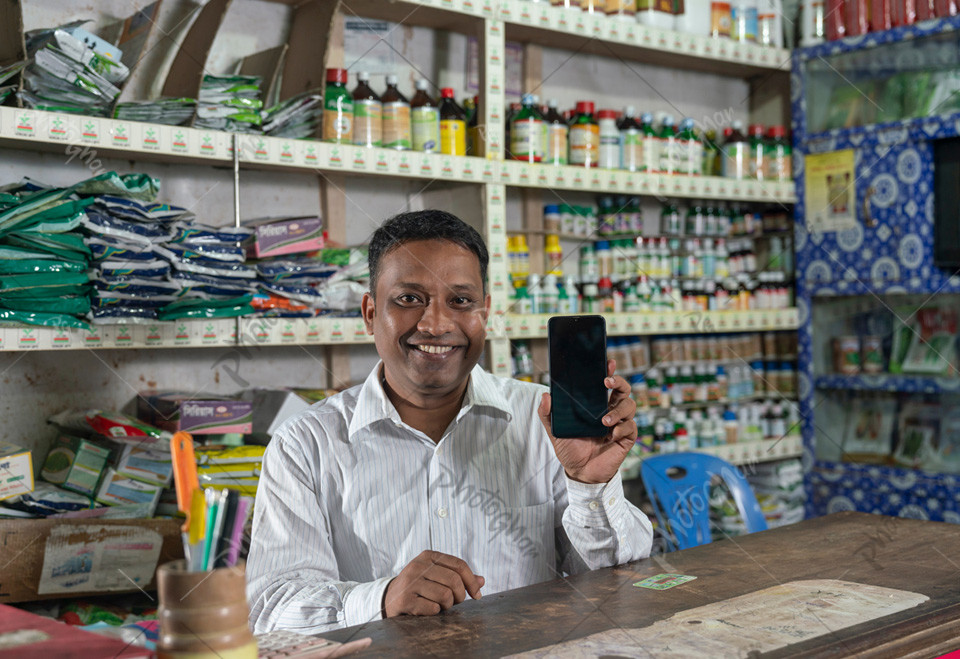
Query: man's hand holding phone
538 358 637 485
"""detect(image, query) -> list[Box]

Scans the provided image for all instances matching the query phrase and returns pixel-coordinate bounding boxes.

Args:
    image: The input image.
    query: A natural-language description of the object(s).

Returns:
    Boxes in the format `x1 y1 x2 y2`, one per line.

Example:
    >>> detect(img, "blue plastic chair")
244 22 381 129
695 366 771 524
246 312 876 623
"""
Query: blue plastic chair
640 452 768 552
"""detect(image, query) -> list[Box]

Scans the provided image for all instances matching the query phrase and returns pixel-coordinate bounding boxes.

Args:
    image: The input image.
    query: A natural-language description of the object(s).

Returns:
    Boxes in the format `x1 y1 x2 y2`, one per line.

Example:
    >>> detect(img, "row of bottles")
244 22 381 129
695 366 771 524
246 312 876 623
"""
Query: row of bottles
510 272 793 314
506 96 791 181
323 69 475 155
525 0 786 49
633 401 801 455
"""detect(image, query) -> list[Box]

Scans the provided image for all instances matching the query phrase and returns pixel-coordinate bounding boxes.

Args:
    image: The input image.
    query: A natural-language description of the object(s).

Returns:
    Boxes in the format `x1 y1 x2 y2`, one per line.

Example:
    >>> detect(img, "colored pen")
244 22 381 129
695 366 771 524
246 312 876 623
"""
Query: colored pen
225 497 252 568
204 489 230 571
214 489 240 568
171 432 199 565
187 488 207 571
202 487 220 572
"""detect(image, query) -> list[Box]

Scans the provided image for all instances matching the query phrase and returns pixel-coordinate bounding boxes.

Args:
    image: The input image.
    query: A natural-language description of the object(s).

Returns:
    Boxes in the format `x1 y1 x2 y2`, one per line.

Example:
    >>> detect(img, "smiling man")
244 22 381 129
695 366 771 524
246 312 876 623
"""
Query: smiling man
247 210 653 634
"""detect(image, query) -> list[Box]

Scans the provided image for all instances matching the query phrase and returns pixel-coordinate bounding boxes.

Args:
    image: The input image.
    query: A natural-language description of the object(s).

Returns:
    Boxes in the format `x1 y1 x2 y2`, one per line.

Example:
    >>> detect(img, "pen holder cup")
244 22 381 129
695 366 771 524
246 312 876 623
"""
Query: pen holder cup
156 559 258 659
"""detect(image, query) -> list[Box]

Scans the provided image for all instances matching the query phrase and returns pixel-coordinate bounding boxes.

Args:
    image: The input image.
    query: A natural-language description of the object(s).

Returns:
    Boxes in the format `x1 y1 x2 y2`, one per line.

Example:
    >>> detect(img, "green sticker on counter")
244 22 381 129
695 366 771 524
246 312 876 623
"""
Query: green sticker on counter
634 573 697 590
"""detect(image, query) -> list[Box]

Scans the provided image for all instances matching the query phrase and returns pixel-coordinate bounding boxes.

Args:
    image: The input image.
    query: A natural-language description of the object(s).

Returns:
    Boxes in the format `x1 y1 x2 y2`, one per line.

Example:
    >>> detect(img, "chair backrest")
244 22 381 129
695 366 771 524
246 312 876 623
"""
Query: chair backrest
640 452 768 551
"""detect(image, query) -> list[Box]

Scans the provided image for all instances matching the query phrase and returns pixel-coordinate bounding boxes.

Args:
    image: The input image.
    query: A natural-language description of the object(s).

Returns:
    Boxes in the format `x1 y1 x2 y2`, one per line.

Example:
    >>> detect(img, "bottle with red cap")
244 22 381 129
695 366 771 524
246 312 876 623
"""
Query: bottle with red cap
764 125 792 181
439 87 467 156
598 109 620 169
748 123 765 180
569 101 599 168
322 68 353 144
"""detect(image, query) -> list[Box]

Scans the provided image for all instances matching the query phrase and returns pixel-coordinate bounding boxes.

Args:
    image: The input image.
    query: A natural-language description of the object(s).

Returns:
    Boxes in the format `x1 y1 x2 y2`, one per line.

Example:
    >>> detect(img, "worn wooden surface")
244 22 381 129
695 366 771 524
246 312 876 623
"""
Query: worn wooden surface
324 512 960 657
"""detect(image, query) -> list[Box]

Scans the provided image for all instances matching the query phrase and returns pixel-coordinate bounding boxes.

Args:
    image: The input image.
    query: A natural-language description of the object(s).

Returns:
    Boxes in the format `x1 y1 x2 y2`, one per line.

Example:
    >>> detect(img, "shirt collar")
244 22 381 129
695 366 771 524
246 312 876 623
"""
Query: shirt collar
347 362 513 440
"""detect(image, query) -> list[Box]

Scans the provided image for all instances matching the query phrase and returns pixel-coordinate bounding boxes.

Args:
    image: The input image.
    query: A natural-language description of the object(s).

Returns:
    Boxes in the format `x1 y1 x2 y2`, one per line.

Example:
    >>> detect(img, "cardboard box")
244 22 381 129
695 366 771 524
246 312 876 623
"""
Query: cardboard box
0 443 33 502
245 216 325 258
0 518 183 603
247 388 314 436
40 434 112 497
139 392 253 435
95 468 163 516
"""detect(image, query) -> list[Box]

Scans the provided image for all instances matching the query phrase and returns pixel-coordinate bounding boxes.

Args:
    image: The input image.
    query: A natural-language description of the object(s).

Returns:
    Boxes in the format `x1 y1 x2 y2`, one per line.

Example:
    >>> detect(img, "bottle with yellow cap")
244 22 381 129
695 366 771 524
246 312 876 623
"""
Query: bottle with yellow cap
545 234 563 276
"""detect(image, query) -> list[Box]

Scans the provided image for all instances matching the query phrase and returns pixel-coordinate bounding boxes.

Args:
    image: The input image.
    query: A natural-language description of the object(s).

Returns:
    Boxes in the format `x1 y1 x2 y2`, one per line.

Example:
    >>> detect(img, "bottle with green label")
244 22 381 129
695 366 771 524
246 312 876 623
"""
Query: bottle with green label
658 115 678 175
381 74 411 150
352 71 382 147
410 78 440 152
678 117 702 175
702 129 720 177
322 68 353 144
640 112 658 173
619 106 643 172
510 93 545 162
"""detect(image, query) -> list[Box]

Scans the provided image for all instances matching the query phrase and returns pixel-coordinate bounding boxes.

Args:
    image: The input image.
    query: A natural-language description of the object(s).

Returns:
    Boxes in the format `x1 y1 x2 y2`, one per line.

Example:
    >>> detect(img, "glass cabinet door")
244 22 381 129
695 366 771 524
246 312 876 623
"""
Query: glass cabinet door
810 293 960 475
804 29 960 134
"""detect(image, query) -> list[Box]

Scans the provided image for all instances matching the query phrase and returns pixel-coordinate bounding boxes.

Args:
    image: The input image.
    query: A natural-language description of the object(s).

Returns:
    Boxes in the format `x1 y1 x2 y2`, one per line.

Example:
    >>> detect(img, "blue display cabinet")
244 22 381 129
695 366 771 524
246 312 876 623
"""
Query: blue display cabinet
792 17 960 523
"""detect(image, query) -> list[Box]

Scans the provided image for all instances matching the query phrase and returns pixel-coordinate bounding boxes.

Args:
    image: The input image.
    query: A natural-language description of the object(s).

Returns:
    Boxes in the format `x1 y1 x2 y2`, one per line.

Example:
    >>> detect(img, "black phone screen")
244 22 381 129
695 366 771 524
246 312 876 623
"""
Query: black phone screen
548 315 609 439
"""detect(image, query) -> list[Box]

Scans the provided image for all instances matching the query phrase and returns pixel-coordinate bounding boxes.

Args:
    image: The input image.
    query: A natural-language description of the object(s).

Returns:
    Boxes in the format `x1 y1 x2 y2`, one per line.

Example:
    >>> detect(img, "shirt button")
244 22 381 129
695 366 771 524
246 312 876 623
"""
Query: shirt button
588 501 599 511
608 497 616 506
437 507 448 518
436 446 443 456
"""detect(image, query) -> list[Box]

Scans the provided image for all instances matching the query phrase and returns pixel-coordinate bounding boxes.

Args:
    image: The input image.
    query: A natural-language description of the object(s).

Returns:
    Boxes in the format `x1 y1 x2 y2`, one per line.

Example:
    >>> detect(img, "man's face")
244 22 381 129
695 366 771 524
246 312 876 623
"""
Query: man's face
362 239 490 401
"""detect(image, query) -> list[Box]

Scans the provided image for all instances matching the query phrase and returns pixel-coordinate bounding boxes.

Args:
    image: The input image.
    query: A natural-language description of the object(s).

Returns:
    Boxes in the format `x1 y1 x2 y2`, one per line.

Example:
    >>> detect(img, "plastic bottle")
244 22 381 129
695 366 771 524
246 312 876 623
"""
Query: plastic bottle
439 88 467 156
661 202 682 236
561 275 581 313
606 0 636 18
541 274 560 314
598 109 620 169
513 341 534 375
596 241 613 278
764 125 792 181
582 281 600 313
723 408 739 443
685 204 705 236
511 93 545 162
466 95 480 156
702 129 720 176
544 99 569 166
722 120 749 179
410 79 440 152
527 273 544 313
515 234 530 282
617 106 643 172
732 0 759 42
711 0 734 37
757 0 784 47
322 68 353 144
748 123 765 180
678 118 703 176
545 234 563 275
658 115 678 175
514 286 534 314
569 101 599 168
380 74 411 150
579 244 598 280
352 72 382 147
639 112 659 173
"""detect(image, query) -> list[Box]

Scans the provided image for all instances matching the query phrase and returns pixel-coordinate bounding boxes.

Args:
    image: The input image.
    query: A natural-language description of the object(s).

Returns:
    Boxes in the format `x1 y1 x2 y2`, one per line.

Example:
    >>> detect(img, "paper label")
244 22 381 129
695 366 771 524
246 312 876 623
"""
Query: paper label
38 524 163 594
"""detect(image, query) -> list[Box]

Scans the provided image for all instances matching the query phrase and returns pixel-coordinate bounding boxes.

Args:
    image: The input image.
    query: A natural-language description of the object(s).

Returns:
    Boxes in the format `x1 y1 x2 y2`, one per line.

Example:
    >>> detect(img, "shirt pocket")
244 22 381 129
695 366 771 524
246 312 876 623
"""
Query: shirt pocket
486 500 556 592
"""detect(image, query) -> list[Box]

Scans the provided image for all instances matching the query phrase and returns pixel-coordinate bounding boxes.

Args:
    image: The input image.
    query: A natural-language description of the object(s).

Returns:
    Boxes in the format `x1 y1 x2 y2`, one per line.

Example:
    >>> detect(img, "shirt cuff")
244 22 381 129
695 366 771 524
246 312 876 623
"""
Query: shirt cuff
342 576 393 627
564 471 629 526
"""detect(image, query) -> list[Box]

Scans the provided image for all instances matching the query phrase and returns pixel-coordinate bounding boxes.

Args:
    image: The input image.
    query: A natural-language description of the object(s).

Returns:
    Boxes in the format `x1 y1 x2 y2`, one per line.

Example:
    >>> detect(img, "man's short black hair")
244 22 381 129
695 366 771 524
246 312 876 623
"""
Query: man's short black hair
368 210 489 296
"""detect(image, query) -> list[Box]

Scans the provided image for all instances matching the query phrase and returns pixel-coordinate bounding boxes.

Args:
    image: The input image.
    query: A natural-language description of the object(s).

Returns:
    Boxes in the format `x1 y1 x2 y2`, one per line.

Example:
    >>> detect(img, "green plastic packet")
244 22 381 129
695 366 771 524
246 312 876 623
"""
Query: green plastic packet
0 259 87 275
0 188 71 235
70 171 160 201
158 294 254 320
0 284 90 299
4 231 91 260
0 308 90 330
0 244 61 260
0 271 90 293
0 198 90 239
0 295 91 315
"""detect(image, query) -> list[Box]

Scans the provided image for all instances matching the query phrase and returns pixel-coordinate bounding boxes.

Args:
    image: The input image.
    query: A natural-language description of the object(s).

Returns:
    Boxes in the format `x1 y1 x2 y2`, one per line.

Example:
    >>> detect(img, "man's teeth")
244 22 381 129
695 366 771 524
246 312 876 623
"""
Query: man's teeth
417 345 453 354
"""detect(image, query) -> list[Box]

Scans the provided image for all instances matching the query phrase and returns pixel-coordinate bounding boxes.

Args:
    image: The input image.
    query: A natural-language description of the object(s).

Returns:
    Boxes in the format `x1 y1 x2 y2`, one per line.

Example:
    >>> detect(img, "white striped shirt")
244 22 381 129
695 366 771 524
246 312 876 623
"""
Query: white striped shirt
246 363 653 634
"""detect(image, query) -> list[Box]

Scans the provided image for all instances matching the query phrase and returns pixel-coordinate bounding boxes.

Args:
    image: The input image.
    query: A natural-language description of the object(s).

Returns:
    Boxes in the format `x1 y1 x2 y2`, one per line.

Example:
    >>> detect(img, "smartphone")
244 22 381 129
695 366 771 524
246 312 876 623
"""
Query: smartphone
548 315 609 439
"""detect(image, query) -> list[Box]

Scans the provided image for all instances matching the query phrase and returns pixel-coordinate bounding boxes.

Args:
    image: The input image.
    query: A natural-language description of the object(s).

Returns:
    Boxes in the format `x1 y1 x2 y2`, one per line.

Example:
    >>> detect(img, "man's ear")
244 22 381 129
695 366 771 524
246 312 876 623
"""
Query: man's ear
361 292 375 335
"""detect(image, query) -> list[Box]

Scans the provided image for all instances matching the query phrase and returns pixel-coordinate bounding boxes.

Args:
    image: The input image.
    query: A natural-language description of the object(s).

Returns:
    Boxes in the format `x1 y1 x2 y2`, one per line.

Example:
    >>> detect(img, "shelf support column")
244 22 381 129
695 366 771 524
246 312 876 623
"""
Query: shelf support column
479 17 505 160
485 182 511 377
